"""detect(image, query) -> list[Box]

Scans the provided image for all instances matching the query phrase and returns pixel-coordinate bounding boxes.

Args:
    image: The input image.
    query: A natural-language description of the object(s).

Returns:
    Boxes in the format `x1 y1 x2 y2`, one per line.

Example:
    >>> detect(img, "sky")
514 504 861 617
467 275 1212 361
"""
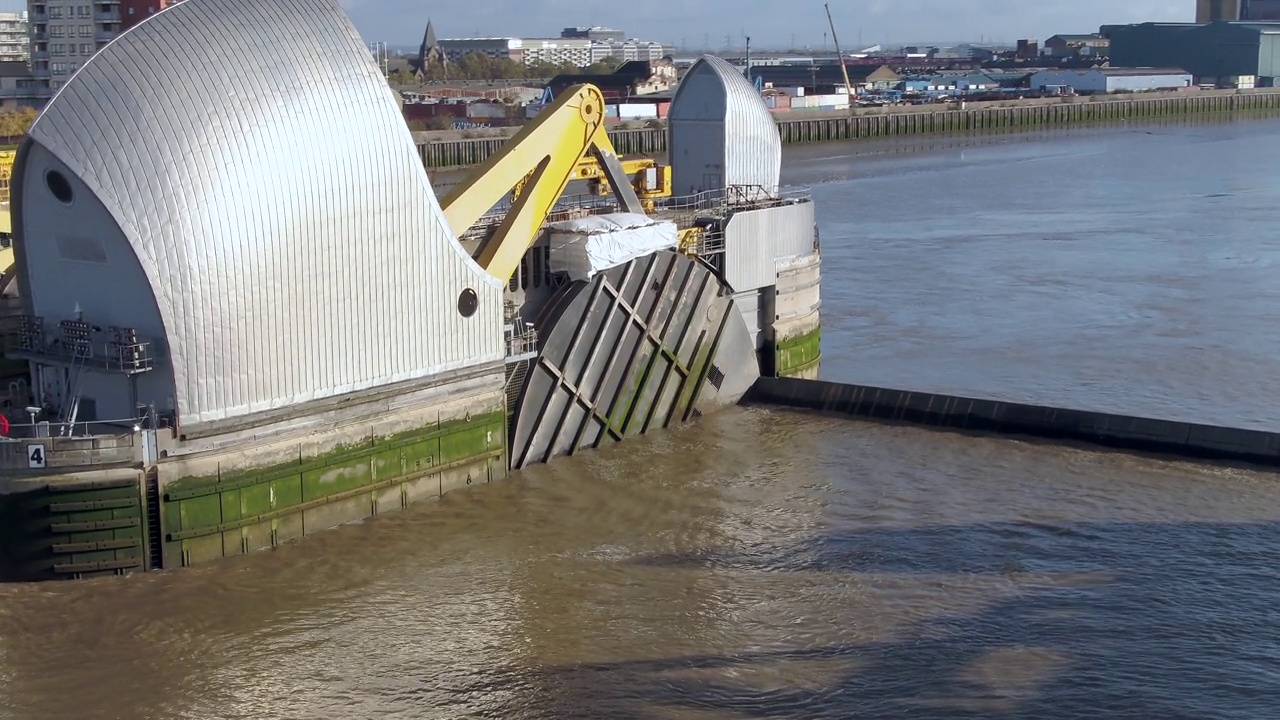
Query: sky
0 0 1195 49
337 0 1194 49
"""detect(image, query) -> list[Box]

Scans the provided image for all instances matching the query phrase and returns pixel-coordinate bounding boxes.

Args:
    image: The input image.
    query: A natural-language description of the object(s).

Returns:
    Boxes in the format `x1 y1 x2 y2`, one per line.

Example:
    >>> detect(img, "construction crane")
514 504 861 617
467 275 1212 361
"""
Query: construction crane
824 3 857 107
439 83 645 283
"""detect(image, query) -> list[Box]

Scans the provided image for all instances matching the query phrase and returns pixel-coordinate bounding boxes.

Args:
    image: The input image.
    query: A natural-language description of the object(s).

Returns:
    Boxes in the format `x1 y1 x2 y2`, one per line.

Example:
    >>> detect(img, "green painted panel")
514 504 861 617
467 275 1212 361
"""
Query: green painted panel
58 509 114 524
220 489 242 524
372 447 404 481
0 477 144 582
180 495 223 533
273 474 304 510
165 411 505 499
401 436 440 473
775 326 822 377
302 457 372 502
241 482 273 518
163 498 182 543
439 426 490 465
96 410 509 573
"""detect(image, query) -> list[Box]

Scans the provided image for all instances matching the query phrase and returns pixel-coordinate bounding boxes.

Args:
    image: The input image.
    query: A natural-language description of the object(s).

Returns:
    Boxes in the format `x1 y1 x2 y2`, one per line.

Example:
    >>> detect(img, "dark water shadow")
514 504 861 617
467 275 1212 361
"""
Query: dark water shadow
516 520 1280 720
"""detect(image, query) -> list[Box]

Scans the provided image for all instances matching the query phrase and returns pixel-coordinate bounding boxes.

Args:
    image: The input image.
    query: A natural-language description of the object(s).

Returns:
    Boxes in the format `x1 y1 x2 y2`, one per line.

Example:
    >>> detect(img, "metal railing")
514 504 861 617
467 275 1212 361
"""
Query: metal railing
452 183 813 245
724 184 813 207
7 316 157 375
505 323 539 362
0 415 140 442
457 190 620 244
692 228 726 256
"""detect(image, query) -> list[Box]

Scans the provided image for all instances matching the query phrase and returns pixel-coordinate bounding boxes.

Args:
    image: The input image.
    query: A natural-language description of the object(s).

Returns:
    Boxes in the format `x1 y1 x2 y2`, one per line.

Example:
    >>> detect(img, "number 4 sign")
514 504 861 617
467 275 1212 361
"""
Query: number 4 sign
27 444 46 469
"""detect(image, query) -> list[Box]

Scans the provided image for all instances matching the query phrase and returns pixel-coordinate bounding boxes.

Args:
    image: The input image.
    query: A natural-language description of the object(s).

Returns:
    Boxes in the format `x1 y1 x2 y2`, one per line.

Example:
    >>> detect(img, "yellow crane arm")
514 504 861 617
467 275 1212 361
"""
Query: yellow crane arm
438 83 644 283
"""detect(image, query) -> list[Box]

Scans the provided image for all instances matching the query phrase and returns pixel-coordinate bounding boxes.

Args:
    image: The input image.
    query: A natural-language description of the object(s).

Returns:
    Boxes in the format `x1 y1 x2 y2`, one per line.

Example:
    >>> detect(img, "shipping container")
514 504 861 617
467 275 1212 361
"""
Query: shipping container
466 102 507 119
618 103 658 119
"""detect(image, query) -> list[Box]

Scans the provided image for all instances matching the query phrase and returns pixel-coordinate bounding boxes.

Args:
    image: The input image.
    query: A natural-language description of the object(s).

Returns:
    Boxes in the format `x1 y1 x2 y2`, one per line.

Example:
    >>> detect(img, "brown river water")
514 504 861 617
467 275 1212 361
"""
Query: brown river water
5 116 1280 719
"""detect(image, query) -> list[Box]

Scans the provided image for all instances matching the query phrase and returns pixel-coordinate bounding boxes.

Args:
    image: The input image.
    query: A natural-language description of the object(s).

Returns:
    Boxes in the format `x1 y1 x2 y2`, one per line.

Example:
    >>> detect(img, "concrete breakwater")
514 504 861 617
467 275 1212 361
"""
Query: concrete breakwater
747 377 1280 470
417 88 1280 169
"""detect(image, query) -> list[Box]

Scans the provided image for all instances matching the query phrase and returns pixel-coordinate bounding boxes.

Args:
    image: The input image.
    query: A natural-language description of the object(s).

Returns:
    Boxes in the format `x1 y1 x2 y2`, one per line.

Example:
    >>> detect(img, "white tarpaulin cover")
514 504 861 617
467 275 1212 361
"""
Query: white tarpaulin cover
547 213 678 281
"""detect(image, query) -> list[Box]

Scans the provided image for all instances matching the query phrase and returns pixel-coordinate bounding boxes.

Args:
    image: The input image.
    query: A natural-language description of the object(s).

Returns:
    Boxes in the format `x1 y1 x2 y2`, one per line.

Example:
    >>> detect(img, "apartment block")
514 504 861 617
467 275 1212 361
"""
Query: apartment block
439 36 666 68
591 40 666 64
0 13 29 63
29 0 171 94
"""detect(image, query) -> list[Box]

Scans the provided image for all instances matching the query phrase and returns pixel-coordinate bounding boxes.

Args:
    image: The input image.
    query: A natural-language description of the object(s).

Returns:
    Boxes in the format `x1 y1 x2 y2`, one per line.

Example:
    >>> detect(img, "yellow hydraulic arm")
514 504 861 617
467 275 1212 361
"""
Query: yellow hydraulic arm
568 155 672 211
439 83 645 283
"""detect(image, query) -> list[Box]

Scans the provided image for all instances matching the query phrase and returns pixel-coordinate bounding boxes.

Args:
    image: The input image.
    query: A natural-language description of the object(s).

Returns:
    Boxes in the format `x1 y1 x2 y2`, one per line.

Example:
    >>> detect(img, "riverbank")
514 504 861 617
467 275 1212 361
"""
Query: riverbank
416 87 1280 171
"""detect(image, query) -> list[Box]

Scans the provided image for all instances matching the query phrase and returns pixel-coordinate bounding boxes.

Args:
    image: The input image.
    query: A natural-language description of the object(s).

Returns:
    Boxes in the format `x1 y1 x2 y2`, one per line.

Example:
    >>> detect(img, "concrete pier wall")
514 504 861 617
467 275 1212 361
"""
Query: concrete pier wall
747 376 1280 469
417 89 1280 169
0 371 510 581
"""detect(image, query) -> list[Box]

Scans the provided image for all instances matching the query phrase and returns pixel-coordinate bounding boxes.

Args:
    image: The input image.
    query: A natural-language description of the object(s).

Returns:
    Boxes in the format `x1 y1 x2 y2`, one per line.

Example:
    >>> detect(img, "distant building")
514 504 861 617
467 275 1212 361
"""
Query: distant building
1045 33 1111 57
0 60 41 108
121 0 171 31
520 38 594 67
900 71 1000 94
1029 67 1192 93
410 19 447 80
0 12 28 63
750 63 901 92
438 31 664 68
28 0 173 95
591 40 666 64
546 59 676 100
1197 0 1280 22
561 26 625 43
1016 39 1039 59
1198 0 1238 21
1106 21 1280 86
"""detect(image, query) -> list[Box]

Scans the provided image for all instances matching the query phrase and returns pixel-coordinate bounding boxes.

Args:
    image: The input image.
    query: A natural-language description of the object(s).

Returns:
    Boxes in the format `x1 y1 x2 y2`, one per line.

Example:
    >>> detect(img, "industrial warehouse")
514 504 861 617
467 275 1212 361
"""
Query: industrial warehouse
0 0 821 580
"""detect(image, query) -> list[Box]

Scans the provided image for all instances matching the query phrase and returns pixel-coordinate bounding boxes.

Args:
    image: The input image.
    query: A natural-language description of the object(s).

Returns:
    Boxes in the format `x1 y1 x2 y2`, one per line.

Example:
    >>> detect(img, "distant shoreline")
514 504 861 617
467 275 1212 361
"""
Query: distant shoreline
416 88 1280 172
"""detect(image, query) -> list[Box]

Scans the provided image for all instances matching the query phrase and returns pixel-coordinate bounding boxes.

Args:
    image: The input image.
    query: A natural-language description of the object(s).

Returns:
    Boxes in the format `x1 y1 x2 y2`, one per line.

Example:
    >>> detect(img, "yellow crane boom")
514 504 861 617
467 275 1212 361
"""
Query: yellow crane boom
439 83 645 283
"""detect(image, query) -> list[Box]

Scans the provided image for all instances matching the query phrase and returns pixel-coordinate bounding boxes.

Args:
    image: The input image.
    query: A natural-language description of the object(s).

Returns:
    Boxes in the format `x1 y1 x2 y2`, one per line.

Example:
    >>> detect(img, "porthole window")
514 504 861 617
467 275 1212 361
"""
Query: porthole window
457 288 479 318
45 169 73 205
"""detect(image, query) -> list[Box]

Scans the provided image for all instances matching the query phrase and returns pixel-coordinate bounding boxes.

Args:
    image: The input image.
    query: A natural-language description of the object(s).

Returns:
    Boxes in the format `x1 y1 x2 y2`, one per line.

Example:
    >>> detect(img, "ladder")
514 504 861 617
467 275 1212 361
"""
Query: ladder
504 359 530 443
144 467 164 571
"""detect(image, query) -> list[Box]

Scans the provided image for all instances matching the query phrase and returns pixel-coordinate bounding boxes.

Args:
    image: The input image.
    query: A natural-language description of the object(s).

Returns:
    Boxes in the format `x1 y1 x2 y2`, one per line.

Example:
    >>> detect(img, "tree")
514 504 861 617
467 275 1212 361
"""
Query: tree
489 58 527 80
526 61 563 78
456 52 498 79
584 56 624 74
0 107 37 139
387 68 417 86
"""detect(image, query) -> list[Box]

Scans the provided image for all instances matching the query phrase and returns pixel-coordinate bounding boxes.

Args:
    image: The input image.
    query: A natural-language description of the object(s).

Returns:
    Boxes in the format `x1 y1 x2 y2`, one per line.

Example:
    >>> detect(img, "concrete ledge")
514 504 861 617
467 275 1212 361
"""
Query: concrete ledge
746 377 1280 470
